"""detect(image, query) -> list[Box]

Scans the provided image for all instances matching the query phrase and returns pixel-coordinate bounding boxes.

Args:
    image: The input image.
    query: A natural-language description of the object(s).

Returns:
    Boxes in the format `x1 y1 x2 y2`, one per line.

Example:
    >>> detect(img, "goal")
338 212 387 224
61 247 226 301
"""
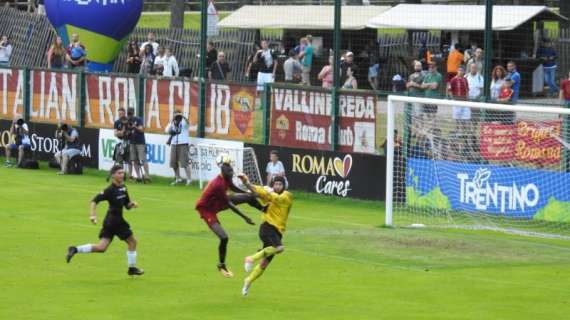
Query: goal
196 145 263 189
385 95 570 239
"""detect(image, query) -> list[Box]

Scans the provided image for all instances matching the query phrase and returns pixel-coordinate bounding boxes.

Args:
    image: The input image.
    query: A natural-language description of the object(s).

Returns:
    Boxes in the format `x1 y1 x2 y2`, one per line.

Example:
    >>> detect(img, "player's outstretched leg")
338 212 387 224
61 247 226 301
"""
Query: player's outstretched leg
209 222 233 277
230 193 267 212
242 256 276 296
66 238 111 263
125 235 144 276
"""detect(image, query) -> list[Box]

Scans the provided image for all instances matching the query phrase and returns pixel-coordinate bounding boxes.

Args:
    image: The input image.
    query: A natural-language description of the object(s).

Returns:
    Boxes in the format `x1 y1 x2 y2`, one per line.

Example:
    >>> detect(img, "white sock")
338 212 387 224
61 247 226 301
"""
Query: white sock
127 251 137 268
76 244 92 253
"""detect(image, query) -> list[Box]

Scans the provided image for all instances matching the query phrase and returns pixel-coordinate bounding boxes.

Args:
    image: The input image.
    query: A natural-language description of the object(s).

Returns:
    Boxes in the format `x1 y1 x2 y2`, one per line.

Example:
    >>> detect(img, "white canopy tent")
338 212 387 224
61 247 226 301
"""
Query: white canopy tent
218 5 391 30
367 5 566 31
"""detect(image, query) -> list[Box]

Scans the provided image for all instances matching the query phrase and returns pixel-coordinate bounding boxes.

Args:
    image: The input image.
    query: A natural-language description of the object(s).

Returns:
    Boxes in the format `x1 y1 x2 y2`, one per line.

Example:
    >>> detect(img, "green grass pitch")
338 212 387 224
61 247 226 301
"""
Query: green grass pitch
1 165 570 319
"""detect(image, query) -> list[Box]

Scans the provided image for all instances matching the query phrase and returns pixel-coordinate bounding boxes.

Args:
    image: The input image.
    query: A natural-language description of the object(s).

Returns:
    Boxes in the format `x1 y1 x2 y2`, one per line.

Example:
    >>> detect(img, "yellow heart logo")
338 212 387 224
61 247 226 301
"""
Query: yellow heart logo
333 155 353 178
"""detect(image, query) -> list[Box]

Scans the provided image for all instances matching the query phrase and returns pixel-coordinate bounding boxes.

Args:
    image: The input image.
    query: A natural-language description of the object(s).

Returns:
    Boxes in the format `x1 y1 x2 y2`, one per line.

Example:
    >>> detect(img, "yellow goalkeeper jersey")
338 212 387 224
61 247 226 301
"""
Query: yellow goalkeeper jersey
253 185 293 234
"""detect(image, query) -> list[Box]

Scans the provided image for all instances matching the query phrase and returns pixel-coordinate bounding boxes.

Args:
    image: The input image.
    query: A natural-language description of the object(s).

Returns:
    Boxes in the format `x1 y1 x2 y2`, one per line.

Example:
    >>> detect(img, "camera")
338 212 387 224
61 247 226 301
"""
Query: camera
16 118 24 126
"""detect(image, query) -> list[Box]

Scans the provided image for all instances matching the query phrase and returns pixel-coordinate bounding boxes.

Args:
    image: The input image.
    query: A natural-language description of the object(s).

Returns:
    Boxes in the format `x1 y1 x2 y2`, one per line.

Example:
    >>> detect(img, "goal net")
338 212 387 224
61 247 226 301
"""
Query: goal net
197 145 263 189
386 95 570 239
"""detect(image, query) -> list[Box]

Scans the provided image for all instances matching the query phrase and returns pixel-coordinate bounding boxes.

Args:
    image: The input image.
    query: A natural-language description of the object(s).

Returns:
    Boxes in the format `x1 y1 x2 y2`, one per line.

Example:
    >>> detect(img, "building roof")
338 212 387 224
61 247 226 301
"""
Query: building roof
367 5 567 31
218 5 391 30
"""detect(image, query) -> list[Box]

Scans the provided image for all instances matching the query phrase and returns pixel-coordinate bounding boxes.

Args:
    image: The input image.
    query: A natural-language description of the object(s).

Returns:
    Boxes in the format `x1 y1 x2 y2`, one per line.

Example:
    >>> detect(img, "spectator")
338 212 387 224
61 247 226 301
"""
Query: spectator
126 41 141 74
448 66 469 123
505 61 521 103
47 36 65 69
463 42 478 63
162 48 179 77
139 44 155 75
318 56 334 89
4 116 31 167
490 65 507 100
67 42 86 69
0 35 12 67
368 59 379 90
140 32 159 56
266 150 287 187
406 60 425 97
466 48 484 75
465 62 484 101
206 41 218 73
165 110 192 186
244 43 261 82
298 37 314 86
54 124 81 175
418 39 431 71
560 71 570 107
446 43 464 83
65 33 86 69
254 40 277 92
340 51 358 84
342 67 357 89
127 108 150 182
420 61 443 117
153 46 166 76
209 51 231 81
538 41 559 97
392 74 406 92
283 49 302 83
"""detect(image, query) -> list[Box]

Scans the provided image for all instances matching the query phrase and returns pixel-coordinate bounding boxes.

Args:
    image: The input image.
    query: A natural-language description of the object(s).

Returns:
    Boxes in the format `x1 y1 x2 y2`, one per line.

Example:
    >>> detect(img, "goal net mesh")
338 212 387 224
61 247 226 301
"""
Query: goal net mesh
387 96 570 239
197 145 263 189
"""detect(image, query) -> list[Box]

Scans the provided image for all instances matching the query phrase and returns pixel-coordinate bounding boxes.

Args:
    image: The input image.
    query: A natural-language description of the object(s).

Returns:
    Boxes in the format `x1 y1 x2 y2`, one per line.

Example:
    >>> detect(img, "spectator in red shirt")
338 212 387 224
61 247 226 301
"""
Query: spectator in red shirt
560 71 570 107
447 66 471 129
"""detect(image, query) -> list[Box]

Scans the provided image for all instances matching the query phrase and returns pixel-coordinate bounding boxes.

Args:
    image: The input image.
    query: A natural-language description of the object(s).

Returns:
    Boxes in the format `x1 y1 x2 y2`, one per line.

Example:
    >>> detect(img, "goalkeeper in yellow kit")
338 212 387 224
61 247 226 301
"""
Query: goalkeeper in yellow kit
238 174 292 296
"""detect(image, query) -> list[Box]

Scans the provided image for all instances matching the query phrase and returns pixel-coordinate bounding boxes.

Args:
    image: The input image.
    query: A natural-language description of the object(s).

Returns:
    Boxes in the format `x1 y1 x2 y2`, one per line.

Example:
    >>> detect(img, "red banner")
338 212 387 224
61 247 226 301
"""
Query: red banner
85 74 138 128
480 120 562 164
29 70 79 125
270 87 377 153
515 120 562 164
0 68 24 120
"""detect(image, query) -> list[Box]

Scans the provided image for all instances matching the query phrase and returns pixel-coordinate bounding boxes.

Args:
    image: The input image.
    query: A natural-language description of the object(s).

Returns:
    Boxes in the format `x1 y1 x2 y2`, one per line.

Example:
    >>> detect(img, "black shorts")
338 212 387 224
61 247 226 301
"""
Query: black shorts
259 222 283 248
99 221 133 241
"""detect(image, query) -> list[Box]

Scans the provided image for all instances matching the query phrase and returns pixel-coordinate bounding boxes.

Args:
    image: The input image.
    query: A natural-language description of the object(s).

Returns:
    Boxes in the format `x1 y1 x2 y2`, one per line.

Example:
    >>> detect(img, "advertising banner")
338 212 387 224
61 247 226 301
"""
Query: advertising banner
0 119 99 167
29 70 80 125
246 143 385 200
0 68 25 120
480 120 562 164
99 128 243 180
406 158 570 222
144 79 256 141
85 73 138 128
270 87 377 153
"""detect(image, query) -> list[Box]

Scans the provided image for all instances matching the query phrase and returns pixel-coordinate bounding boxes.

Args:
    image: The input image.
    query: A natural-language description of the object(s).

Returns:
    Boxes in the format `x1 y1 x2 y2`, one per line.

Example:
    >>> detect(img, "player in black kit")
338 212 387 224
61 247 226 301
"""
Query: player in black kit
66 165 144 276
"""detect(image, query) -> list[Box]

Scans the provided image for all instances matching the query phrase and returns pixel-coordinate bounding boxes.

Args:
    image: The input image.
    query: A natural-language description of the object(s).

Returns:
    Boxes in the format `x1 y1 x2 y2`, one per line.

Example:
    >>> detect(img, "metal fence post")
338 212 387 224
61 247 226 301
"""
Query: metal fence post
23 68 30 122
79 70 86 128
198 78 206 138
262 83 271 145
332 0 341 151
483 0 493 104
198 0 208 138
137 74 145 119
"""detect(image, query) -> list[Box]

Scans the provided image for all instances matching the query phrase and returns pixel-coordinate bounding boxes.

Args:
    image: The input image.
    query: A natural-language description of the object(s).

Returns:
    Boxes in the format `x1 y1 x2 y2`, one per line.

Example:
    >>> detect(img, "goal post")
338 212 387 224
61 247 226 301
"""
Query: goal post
196 144 263 189
385 94 570 238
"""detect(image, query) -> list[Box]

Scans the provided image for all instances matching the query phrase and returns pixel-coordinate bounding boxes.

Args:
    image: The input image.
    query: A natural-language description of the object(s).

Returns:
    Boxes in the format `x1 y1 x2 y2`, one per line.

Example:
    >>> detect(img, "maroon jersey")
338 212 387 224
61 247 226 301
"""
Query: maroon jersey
195 175 231 213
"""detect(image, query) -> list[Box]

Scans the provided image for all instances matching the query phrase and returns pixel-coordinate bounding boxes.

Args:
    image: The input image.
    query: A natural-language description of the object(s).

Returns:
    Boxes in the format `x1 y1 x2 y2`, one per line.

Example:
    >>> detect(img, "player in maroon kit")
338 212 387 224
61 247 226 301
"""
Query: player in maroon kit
195 155 263 277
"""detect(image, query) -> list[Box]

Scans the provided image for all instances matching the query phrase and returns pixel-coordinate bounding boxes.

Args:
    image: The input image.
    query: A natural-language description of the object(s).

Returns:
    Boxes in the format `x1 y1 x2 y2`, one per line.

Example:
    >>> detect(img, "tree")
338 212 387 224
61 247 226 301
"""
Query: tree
170 0 185 30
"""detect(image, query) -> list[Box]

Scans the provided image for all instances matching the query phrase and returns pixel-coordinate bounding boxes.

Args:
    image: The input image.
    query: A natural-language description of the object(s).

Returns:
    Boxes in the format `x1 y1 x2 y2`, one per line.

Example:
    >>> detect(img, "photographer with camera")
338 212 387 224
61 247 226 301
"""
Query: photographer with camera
127 108 150 183
113 107 132 177
54 123 81 175
165 110 192 186
4 116 31 168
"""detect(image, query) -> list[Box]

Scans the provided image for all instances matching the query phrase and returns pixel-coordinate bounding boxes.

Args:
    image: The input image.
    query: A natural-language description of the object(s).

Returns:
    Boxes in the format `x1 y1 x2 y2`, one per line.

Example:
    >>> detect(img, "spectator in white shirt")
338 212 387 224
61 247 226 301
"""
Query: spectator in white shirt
162 48 179 77
140 32 159 56
165 110 191 186
465 63 484 100
266 150 287 187
153 46 166 76
0 35 13 66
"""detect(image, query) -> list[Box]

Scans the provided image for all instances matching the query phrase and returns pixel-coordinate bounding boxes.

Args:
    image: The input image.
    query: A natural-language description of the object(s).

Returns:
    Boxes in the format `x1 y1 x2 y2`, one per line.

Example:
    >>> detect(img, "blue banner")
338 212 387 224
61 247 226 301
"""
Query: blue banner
406 158 570 222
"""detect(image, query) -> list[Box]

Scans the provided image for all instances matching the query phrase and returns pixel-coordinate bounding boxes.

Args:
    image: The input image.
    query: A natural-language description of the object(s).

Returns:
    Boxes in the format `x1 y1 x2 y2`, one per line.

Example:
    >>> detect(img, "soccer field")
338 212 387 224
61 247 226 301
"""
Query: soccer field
1 166 569 320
